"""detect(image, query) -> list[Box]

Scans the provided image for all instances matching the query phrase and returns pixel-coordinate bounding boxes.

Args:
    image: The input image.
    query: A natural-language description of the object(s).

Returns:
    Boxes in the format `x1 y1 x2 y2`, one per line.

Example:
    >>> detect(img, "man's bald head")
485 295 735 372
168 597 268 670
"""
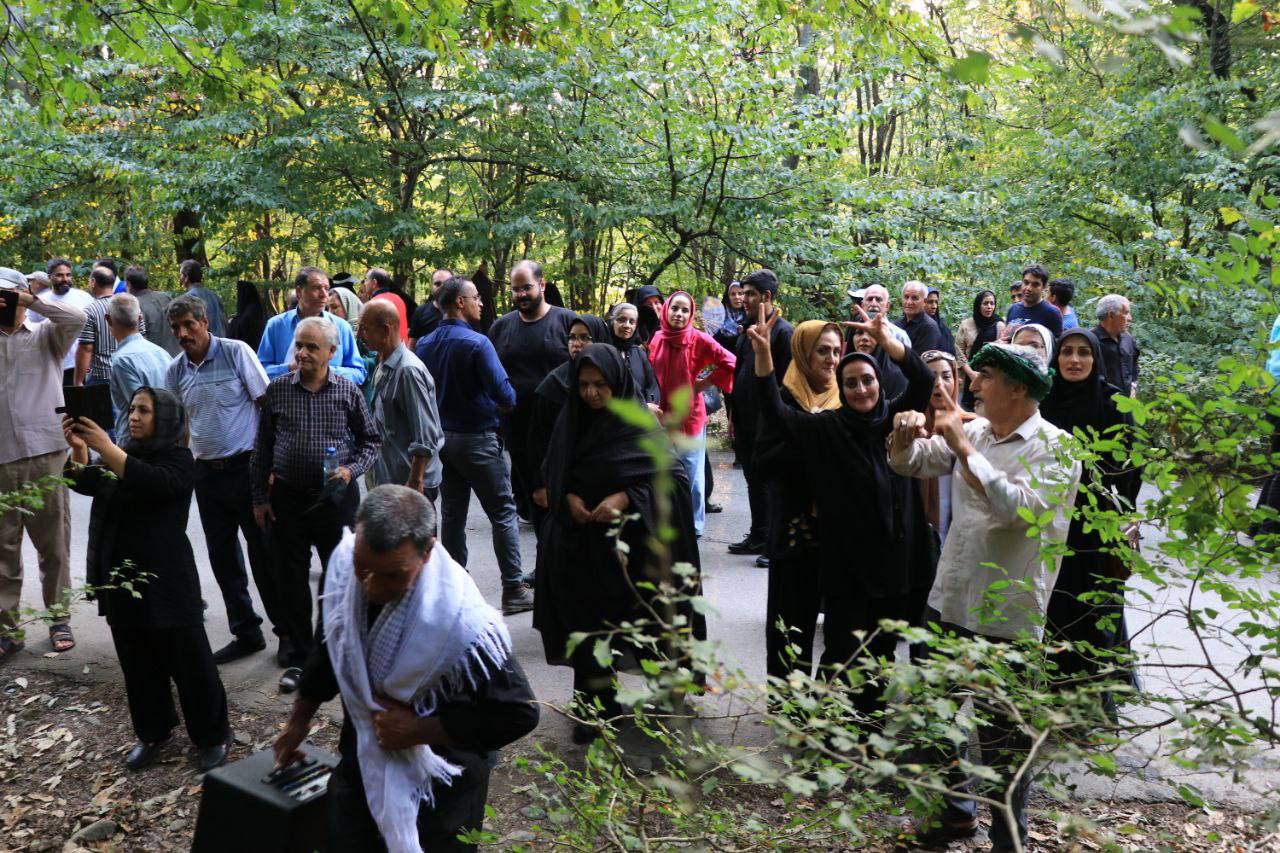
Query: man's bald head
358 299 402 354
862 284 891 316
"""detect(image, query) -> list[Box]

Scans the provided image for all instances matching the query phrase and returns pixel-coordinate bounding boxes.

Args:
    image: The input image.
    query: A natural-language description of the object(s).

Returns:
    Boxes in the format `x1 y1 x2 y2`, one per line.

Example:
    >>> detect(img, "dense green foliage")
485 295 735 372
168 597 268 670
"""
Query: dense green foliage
4 0 1277 366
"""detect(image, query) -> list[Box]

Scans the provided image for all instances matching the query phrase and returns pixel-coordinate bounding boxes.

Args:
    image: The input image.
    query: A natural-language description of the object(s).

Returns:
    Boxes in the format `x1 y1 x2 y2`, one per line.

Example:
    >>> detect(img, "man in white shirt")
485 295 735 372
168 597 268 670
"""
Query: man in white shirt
35 260 94 386
887 342 1080 853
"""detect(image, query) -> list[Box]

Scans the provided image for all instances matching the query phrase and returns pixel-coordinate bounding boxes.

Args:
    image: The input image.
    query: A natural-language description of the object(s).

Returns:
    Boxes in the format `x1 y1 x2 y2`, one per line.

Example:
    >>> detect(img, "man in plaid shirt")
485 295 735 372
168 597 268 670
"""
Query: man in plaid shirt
251 316 380 693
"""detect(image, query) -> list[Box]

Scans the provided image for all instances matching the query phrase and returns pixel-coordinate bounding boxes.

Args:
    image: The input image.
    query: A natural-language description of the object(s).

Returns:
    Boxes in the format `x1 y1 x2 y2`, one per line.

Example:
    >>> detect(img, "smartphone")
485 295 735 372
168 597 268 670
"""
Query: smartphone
57 384 114 432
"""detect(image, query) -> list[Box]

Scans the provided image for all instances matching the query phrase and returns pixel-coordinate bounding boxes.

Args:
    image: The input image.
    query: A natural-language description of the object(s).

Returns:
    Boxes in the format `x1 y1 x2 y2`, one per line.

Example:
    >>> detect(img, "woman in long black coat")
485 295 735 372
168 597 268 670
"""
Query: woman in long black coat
608 303 662 407
748 309 937 720
63 387 231 772
534 344 703 743
1041 328 1140 721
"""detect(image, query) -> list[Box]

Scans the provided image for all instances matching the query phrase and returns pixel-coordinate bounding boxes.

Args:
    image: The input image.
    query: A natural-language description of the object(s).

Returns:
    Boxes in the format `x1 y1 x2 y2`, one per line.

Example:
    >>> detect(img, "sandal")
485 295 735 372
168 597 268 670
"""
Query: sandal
49 624 76 653
0 636 24 667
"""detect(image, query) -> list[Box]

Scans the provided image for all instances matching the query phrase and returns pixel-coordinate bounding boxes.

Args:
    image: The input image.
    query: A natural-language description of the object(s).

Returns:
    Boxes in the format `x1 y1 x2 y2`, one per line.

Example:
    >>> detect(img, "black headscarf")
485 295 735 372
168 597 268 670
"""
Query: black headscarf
971 289 1001 349
1041 328 1124 435
120 387 187 457
227 281 267 350
535 314 614 407
608 304 641 351
722 281 746 327
541 344 660 514
633 285 662 343
832 352 895 533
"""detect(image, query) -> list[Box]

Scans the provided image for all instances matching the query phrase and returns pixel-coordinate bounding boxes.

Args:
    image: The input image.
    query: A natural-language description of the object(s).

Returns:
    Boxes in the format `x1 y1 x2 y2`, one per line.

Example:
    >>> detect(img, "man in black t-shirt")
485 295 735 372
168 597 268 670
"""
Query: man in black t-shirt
408 268 453 350
488 260 576 521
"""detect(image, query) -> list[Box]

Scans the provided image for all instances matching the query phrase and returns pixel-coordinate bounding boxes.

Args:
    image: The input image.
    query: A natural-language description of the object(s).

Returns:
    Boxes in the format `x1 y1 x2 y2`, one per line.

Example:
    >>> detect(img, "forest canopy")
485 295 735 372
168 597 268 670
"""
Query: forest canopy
2 0 1278 372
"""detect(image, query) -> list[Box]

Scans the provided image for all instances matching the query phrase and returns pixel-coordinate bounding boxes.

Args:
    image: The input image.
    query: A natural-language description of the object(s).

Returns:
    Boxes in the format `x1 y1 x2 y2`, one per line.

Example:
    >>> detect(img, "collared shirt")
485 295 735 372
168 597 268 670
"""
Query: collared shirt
1268 313 1280 385
889 411 1081 640
110 333 172 440
416 319 516 433
369 344 444 488
894 312 943 353
166 335 269 460
27 287 94 370
256 309 368 385
251 369 381 504
0 294 88 464
1094 326 1140 394
80 294 147 382
184 286 227 337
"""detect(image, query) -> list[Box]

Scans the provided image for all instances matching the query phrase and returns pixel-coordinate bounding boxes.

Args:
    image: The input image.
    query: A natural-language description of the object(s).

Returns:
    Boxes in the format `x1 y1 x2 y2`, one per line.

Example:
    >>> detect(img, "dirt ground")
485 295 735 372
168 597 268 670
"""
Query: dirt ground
3 670 1277 852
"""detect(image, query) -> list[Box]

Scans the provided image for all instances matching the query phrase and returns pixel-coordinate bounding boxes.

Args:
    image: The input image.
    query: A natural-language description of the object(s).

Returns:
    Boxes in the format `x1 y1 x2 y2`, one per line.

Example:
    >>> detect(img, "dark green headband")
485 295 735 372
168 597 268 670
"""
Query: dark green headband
969 343 1054 401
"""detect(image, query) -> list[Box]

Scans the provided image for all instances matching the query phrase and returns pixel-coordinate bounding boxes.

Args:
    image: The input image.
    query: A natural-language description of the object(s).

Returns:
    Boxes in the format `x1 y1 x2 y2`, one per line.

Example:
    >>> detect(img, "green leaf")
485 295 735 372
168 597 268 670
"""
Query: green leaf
1219 207 1242 225
1232 0 1259 24
592 638 612 669
1203 117 1246 153
949 51 991 85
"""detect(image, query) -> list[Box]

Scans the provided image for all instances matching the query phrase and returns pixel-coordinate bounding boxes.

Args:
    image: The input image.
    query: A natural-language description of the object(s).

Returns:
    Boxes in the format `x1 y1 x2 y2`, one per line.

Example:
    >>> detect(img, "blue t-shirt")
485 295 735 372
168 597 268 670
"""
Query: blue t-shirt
1006 299 1063 338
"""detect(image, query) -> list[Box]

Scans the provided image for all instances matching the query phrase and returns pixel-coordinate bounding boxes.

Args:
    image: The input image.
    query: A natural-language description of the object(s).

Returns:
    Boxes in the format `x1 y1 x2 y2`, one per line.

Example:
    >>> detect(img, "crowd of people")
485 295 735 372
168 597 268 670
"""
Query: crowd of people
0 255 1153 851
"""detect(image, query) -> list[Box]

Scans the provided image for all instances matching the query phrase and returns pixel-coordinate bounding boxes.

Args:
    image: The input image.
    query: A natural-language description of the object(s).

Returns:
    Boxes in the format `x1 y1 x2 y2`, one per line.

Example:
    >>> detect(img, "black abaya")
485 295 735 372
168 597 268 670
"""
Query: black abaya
534 345 704 694
755 350 938 715
1041 329 1139 716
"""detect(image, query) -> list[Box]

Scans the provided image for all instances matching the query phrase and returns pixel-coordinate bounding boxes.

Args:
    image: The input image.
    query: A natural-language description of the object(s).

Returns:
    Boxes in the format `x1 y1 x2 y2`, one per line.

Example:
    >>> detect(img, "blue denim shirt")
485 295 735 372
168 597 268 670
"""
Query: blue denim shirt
416 319 515 433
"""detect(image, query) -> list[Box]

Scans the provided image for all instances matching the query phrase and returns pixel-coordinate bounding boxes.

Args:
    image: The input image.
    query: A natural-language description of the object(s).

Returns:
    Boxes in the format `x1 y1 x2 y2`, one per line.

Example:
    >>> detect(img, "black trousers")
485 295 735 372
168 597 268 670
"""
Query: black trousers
111 623 230 748
268 478 359 667
740 456 769 543
570 639 623 721
327 753 490 852
194 454 279 641
821 591 916 720
500 400 536 521
922 609 1031 851
764 548 823 679
703 452 715 506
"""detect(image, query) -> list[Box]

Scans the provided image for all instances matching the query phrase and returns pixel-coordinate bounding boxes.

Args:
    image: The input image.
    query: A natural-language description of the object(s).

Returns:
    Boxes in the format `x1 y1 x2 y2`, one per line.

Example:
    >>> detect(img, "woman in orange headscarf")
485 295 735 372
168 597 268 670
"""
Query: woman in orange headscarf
756 320 843 679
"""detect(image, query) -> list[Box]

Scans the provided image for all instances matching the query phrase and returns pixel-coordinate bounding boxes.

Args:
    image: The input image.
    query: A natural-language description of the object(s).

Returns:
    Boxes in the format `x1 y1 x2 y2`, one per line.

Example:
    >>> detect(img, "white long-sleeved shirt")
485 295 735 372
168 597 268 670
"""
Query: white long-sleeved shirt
889 411 1081 640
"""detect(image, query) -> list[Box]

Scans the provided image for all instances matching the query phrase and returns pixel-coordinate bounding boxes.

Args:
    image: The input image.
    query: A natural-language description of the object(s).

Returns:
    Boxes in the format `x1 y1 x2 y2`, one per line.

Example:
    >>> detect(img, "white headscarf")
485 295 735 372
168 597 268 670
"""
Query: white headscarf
1010 322 1055 367
323 533 512 853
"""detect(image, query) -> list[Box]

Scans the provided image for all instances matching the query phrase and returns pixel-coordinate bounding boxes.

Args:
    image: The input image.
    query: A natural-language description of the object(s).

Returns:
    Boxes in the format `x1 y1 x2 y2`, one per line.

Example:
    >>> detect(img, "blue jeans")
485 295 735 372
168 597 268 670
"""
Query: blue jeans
675 428 707 536
440 430 525 588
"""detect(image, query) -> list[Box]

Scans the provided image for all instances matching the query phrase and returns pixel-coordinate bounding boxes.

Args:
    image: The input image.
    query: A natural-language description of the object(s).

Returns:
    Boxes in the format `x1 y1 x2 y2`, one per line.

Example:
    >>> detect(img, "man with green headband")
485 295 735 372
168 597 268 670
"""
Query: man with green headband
887 342 1080 852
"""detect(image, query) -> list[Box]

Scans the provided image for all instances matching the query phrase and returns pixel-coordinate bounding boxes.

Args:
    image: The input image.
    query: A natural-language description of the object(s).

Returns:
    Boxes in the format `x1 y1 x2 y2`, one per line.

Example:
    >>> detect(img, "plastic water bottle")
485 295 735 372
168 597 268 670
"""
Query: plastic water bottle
323 446 339 479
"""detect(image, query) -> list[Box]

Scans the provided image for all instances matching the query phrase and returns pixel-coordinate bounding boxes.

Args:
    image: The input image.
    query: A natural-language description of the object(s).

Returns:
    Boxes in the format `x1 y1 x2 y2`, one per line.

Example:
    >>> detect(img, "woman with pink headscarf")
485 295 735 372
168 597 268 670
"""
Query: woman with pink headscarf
648 290 736 536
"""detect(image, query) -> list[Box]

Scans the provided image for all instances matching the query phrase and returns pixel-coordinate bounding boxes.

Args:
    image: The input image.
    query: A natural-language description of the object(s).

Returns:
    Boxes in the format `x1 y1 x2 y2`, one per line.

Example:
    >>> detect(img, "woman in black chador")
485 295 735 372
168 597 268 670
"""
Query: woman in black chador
534 344 703 743
63 387 231 772
748 308 937 721
1041 328 1140 721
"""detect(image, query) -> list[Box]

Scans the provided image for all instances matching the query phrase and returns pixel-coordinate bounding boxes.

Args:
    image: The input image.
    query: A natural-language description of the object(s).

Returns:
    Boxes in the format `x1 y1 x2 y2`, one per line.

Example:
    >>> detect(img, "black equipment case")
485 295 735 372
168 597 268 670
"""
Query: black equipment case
192 745 340 852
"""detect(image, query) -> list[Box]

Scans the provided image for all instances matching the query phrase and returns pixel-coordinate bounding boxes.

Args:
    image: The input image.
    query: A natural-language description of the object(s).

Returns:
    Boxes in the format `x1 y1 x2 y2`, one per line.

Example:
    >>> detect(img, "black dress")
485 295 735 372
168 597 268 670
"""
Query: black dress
70 435 229 749
1041 329 1140 719
755 385 823 680
755 350 938 718
534 344 703 713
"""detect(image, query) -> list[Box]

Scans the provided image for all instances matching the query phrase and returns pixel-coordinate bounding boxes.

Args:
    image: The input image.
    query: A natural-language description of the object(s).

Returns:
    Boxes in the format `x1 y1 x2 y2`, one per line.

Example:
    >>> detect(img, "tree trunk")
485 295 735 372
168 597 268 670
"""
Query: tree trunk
172 208 208 267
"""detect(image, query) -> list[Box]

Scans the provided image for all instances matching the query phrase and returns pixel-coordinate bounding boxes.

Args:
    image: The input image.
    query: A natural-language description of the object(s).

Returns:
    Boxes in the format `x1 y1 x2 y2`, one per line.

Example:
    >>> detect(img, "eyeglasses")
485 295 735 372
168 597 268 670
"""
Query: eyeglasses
568 334 593 343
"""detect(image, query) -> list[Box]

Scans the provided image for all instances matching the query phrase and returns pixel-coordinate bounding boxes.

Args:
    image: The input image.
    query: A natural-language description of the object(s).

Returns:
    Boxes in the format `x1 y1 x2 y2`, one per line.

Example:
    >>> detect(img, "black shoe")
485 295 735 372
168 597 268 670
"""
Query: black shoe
731 459 743 469
705 502 723 514
727 535 765 555
124 734 173 771
502 583 535 615
275 636 294 668
755 555 770 569
278 667 303 694
196 737 232 772
212 635 266 665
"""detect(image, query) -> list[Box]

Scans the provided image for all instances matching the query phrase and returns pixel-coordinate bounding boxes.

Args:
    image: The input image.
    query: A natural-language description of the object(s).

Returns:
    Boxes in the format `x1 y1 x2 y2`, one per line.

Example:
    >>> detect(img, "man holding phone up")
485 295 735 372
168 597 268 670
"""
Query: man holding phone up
0 267 89 663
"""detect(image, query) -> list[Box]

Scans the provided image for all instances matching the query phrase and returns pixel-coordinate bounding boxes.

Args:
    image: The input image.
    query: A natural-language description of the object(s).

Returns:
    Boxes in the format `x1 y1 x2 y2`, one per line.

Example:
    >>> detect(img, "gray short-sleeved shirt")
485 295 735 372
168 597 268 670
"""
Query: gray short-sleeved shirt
166 335 269 460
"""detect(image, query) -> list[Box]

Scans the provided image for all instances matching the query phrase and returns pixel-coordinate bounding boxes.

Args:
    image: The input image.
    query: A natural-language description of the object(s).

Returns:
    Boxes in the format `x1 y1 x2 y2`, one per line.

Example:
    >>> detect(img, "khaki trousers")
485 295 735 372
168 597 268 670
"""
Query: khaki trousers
0 450 72 631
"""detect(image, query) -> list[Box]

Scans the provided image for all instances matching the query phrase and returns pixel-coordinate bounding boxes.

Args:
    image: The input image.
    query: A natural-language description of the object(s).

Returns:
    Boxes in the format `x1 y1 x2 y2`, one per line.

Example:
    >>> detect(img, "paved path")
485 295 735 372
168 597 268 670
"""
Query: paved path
9 449 1278 807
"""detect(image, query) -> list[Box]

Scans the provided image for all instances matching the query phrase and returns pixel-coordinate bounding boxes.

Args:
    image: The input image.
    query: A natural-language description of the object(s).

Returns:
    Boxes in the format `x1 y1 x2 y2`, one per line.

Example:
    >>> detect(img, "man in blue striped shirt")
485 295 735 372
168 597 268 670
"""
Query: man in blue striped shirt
166 295 283 667
256 267 366 384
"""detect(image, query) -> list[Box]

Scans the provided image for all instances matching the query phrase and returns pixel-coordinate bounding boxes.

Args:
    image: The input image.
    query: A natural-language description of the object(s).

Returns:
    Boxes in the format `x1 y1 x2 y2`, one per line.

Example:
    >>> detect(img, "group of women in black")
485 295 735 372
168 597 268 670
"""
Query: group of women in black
531 289 1140 740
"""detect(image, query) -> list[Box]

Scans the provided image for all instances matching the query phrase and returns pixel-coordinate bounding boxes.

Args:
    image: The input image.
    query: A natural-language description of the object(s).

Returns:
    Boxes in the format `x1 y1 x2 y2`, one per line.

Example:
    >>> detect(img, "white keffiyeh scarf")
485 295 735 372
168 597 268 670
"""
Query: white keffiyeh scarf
322 532 512 853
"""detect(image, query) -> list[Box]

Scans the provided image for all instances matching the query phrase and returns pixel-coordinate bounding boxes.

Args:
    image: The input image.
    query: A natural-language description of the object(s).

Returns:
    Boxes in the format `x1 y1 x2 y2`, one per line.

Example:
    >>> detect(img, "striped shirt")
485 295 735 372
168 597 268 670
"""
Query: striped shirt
166 336 269 460
79 294 146 382
250 369 381 504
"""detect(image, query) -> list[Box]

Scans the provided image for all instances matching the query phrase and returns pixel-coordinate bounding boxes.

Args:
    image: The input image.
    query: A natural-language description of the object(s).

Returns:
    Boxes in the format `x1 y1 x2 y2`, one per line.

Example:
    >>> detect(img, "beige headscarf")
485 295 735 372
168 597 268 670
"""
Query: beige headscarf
781 320 843 413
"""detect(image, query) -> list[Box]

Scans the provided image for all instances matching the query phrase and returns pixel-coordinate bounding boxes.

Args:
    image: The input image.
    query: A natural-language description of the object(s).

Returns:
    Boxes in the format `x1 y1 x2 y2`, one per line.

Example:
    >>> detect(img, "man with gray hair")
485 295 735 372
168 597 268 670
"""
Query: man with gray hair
166 295 283 665
1094 294 1139 397
252 315 381 693
894 280 944 352
888 341 1080 851
273 485 538 850
0 266 88 661
106 292 171 441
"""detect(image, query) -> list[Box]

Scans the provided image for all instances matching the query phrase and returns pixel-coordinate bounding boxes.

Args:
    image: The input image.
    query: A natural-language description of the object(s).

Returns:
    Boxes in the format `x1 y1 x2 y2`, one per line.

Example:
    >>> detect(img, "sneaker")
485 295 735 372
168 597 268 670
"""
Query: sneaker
754 555 770 569
212 635 266 665
502 583 535 615
705 502 723 514
727 535 765 555
278 667 303 694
